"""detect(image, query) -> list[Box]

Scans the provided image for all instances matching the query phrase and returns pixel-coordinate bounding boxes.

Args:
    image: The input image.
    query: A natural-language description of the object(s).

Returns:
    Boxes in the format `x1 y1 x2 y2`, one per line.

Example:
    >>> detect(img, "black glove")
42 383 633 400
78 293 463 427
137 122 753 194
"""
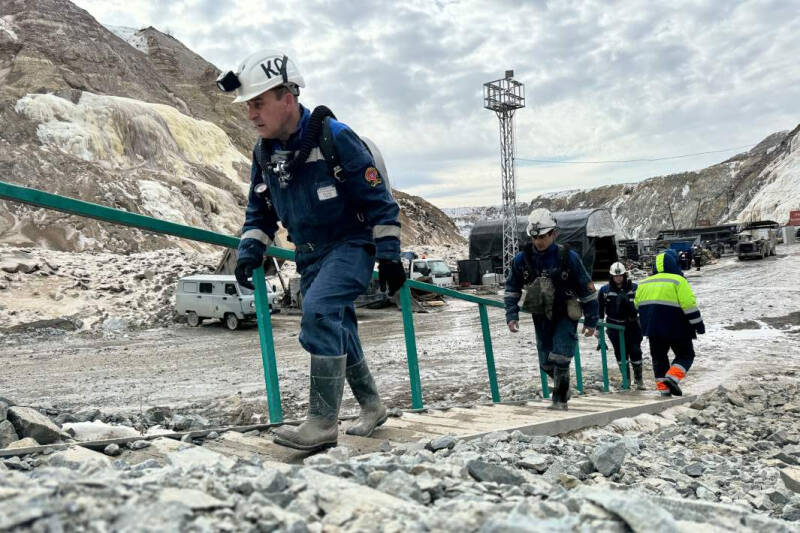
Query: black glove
235 239 266 290
378 259 406 296
694 321 706 335
234 259 260 290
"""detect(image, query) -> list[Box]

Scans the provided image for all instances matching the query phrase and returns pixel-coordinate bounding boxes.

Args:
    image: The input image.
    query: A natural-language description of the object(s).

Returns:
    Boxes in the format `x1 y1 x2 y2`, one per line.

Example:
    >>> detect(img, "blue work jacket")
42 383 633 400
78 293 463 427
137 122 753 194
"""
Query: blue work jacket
504 243 599 327
241 105 400 260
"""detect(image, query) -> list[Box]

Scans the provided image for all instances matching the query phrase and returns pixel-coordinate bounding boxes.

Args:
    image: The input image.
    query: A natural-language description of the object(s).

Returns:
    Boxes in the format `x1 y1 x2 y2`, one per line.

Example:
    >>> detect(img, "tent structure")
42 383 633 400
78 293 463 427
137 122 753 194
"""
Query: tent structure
468 208 619 279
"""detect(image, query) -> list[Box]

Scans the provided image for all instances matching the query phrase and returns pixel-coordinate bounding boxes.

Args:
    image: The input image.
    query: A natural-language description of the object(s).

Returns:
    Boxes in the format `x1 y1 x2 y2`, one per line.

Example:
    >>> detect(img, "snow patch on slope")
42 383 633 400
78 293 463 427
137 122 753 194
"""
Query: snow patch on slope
0 17 19 41
105 25 148 53
738 134 800 224
14 92 249 186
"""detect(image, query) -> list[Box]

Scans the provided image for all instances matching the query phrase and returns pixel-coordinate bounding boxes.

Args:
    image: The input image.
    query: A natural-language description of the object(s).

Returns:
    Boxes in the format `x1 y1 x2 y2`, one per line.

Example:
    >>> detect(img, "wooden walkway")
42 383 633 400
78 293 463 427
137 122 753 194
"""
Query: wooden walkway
2 392 693 465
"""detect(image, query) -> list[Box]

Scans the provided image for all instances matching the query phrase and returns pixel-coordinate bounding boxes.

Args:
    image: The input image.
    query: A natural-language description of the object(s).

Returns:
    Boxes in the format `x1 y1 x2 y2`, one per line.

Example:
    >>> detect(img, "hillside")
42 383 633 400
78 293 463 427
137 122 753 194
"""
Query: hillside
446 126 800 240
527 127 800 238
0 0 463 253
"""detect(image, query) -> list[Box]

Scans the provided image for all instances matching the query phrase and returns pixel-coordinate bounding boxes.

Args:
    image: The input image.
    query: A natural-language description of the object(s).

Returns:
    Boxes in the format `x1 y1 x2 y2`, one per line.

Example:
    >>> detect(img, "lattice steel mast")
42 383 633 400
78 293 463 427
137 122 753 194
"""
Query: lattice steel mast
484 70 525 277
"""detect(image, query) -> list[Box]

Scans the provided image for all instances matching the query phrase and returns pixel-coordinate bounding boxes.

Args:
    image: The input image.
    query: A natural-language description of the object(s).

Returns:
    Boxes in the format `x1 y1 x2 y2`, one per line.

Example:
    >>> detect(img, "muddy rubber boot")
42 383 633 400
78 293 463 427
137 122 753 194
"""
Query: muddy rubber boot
632 364 646 390
547 367 570 411
273 354 346 452
345 358 388 437
663 376 683 397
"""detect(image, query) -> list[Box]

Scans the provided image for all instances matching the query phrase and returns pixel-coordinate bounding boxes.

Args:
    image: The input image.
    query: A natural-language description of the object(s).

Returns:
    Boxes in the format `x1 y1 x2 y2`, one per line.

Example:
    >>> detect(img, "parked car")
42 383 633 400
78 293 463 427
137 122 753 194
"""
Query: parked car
175 274 282 330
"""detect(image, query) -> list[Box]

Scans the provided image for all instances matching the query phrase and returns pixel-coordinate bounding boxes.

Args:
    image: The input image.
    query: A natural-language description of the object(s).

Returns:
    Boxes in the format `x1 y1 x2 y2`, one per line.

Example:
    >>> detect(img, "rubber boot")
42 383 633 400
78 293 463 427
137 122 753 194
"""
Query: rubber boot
632 364 646 390
345 358 388 437
663 376 683 397
273 354 346 452
656 381 672 398
547 367 570 411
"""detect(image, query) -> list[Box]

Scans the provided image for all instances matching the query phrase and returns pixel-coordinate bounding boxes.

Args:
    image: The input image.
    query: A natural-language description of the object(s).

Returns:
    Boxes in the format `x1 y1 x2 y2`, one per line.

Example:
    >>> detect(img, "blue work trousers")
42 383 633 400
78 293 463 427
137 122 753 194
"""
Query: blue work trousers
297 242 375 363
533 316 579 374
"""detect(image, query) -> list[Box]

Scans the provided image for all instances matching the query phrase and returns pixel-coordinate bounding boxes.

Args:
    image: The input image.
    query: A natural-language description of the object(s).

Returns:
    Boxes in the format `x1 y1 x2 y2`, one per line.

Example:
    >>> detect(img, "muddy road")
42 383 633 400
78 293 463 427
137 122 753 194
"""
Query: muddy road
1 245 799 423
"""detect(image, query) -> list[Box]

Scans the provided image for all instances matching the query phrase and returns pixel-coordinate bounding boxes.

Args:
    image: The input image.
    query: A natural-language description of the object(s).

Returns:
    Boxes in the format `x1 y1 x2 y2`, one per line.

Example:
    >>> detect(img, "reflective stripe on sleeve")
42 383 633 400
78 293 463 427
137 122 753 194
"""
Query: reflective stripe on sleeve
688 317 703 324
638 278 680 285
373 224 401 239
505 291 521 298
241 229 272 247
579 291 598 303
683 307 699 314
636 300 681 308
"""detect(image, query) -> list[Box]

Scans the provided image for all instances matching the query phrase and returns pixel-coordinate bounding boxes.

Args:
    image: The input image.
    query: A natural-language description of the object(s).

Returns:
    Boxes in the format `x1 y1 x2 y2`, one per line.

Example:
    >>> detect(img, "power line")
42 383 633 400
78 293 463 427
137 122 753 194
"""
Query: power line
516 144 755 165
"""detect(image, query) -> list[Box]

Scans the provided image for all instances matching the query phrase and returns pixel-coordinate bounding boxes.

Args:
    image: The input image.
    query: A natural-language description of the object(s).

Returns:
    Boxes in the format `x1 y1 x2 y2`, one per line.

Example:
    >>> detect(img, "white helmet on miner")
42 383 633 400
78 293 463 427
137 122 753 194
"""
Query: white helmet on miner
217 49 305 103
609 262 627 276
526 208 558 237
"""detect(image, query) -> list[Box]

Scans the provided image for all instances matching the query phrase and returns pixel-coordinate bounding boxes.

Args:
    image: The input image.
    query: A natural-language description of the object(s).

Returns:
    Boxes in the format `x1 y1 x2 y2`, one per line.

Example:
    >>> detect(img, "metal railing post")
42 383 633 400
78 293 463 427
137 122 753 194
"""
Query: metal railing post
540 369 551 399
399 283 424 409
573 340 584 394
252 265 282 423
478 303 500 403
620 326 629 390
599 324 610 392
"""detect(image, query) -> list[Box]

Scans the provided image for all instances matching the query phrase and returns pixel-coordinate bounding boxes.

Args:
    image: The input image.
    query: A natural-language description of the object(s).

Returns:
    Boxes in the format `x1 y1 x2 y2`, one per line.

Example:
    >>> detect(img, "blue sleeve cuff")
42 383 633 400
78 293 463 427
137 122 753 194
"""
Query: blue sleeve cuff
375 237 400 260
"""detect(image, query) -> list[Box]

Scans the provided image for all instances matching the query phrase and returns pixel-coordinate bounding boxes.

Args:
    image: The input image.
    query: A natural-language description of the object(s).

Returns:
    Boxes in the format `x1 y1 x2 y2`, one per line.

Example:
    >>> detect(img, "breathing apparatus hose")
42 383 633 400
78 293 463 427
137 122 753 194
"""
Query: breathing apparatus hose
285 105 336 174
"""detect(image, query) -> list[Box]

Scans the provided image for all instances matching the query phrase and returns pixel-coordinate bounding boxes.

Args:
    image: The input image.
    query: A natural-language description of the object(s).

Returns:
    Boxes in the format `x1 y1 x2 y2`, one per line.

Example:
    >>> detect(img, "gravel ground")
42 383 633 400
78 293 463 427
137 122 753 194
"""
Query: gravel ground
1 245 799 530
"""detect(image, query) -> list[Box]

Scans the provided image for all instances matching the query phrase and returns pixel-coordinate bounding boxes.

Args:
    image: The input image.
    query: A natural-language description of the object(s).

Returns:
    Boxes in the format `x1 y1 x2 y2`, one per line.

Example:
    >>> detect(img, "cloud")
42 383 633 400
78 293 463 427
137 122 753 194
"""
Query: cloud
72 0 800 207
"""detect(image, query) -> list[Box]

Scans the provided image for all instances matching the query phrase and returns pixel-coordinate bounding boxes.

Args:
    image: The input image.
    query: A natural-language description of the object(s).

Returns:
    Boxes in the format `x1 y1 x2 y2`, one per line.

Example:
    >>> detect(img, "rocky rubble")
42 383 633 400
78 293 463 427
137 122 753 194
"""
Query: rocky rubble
0 246 220 335
2 381 799 531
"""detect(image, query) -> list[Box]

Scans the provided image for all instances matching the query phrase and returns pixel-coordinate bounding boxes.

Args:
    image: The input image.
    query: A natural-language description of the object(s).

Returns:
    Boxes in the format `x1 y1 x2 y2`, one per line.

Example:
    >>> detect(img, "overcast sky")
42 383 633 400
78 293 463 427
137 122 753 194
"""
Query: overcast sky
72 0 800 208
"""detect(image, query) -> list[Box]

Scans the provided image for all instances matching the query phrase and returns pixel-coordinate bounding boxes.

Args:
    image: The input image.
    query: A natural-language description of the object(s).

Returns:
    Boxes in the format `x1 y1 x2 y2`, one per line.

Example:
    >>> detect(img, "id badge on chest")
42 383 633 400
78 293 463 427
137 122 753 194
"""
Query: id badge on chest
317 185 338 201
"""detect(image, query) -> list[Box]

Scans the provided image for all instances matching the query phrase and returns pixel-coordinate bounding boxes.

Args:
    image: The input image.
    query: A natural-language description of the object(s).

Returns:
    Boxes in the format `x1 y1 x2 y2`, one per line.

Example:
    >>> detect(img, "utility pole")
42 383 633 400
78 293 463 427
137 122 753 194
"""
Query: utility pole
693 199 702 228
666 202 676 232
484 70 525 277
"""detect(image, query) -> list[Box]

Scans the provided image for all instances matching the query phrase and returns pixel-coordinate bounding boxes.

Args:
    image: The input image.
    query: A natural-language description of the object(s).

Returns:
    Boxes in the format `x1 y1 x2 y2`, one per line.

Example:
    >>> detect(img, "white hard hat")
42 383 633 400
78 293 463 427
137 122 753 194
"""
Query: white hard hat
526 208 557 237
217 50 305 103
609 262 627 275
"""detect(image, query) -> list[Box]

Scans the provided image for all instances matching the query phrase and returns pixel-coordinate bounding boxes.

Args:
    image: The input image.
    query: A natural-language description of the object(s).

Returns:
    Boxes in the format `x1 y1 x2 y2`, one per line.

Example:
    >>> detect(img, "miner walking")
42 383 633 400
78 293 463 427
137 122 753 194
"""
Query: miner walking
217 50 405 451
505 209 599 410
634 249 705 396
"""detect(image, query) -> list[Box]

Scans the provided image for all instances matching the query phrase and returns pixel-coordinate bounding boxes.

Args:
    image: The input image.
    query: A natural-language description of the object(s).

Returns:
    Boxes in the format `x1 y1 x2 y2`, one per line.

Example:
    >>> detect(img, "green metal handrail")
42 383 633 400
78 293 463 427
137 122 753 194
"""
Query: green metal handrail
1 179 630 421
399 279 627 407
0 180 289 422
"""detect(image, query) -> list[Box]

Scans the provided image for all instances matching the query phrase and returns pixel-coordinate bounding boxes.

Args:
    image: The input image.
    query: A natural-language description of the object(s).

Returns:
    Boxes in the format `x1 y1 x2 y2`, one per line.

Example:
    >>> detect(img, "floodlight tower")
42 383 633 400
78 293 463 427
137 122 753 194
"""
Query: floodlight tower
484 70 525 277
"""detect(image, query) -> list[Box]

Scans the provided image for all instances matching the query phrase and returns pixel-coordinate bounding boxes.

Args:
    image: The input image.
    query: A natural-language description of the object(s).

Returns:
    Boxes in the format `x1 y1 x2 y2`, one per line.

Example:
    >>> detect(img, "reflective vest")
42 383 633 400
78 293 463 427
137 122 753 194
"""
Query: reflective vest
634 254 704 338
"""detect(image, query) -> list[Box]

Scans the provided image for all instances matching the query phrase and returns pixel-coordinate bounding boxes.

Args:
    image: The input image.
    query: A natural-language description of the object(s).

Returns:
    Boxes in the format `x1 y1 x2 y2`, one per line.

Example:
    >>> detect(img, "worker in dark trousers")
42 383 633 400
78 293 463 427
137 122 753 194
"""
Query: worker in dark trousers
505 209 599 410
217 50 405 451
634 250 705 396
598 262 645 389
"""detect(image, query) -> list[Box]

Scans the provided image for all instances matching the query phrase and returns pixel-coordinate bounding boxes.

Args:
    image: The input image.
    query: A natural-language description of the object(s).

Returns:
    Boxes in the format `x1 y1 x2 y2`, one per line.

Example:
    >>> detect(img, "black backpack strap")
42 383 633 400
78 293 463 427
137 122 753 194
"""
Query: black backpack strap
558 244 571 282
319 116 344 182
521 243 537 282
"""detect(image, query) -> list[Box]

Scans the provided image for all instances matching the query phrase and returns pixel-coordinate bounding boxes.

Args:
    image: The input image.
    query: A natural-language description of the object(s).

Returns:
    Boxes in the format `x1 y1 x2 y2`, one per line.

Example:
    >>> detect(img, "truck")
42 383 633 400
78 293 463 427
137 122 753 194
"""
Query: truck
175 274 283 330
736 221 778 260
405 257 455 287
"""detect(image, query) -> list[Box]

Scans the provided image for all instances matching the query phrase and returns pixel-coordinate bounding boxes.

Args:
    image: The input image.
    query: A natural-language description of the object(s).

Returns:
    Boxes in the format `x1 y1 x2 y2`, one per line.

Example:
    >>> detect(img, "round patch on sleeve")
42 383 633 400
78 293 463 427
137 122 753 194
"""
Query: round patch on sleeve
364 167 382 187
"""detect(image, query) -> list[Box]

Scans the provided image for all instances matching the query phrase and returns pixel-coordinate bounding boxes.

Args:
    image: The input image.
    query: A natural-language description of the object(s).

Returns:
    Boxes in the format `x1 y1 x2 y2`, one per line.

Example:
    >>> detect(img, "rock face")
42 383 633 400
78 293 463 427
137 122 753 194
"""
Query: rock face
0 0 463 254
526 126 800 238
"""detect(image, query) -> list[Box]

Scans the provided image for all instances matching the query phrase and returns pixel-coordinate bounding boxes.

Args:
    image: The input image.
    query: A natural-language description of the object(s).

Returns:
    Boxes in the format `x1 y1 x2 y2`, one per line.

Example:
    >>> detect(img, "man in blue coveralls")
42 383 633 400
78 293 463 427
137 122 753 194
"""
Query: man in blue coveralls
216 50 405 451
505 209 599 410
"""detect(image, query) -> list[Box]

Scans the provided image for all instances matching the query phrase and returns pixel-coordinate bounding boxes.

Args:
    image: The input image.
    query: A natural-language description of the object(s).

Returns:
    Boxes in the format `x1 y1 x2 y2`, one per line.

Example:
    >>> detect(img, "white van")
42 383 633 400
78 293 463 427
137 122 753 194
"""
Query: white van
175 274 282 330
406 257 455 287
